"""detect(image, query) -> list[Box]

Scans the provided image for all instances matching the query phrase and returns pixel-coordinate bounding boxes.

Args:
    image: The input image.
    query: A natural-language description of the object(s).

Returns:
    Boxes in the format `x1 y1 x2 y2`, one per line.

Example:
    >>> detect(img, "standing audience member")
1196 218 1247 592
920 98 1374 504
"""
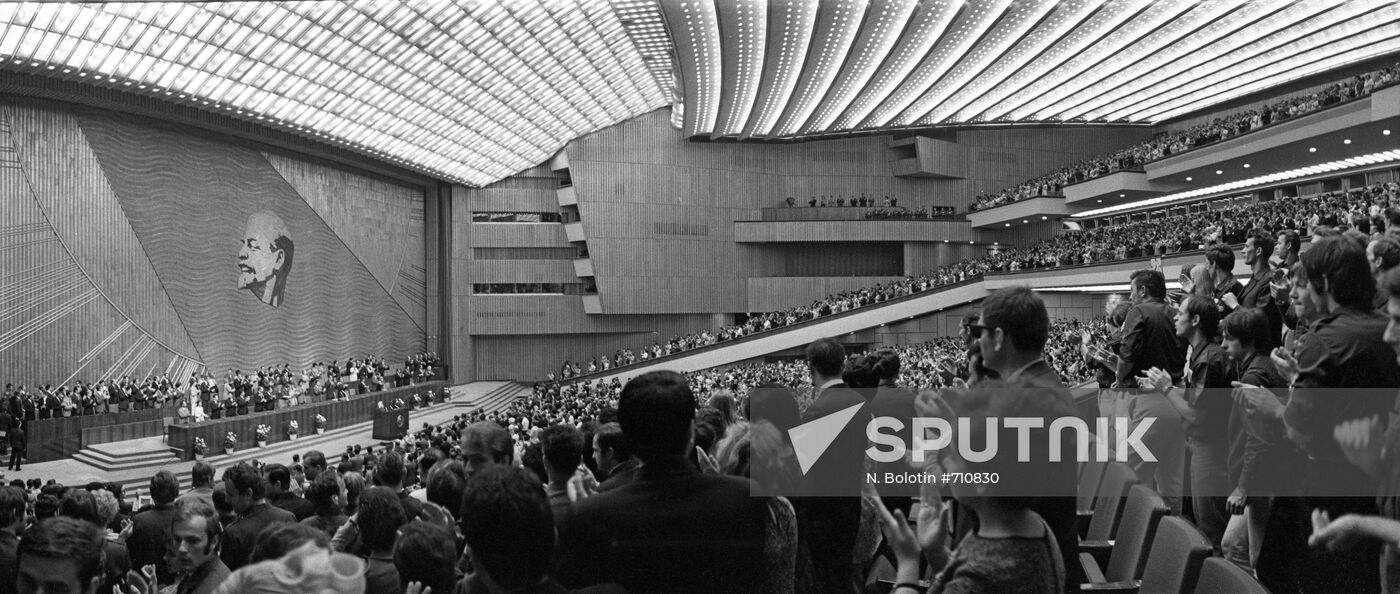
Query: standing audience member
1238 234 1400 593
176 462 217 512
300 471 349 540
540 425 584 523
60 488 129 594
356 487 406 594
1146 295 1232 547
220 463 296 571
17 517 104 594
265 464 314 521
592 422 636 491
392 522 456 594
126 471 180 586
558 370 768 593
462 466 624 594
0 485 23 593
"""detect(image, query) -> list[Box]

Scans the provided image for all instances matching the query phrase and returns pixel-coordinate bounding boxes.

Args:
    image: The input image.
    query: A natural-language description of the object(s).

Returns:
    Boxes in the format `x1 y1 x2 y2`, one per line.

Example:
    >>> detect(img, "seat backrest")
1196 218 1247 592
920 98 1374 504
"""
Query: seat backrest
1138 516 1213 594
1103 484 1169 582
1085 462 1138 541
1078 457 1109 511
1191 558 1268 594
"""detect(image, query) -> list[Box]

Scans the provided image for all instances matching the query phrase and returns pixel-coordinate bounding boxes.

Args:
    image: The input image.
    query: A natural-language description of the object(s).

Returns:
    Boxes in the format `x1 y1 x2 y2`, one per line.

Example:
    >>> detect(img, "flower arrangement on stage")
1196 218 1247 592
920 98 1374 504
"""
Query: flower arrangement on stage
376 401 386 411
255 424 271 444
193 437 207 457
314 414 327 433
223 432 238 451
287 420 299 439
393 397 406 409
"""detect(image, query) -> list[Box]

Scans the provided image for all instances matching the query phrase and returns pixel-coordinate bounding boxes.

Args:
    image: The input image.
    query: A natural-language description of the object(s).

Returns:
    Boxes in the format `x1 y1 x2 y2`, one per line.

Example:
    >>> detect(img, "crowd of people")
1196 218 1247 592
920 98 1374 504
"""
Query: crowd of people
969 59 1400 212
9 221 1400 592
558 180 1400 382
783 194 903 208
863 206 957 220
0 353 439 424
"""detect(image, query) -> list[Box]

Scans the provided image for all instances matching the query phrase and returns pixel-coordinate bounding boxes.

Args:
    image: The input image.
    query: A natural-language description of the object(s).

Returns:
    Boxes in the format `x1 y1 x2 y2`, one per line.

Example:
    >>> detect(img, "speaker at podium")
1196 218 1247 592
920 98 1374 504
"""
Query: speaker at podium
372 406 410 440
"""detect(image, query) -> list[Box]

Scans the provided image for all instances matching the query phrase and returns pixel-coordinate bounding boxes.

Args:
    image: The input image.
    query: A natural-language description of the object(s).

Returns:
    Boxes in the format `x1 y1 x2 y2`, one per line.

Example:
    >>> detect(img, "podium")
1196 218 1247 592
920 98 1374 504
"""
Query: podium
372 407 410 440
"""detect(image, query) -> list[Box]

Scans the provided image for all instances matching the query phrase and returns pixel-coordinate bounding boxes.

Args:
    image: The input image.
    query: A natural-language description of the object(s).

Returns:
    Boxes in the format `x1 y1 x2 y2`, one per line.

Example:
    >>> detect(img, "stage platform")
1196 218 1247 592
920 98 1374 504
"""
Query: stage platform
0 381 527 499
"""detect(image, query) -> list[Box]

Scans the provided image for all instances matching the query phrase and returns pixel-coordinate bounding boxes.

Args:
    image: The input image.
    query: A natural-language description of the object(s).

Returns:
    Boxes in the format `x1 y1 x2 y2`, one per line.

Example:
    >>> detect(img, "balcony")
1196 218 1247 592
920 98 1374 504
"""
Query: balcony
967 196 1071 229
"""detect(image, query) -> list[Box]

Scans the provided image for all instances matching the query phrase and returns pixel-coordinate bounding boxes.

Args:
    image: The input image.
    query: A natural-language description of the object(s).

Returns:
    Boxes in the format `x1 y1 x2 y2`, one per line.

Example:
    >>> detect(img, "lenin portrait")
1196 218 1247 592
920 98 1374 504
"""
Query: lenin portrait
237 211 294 307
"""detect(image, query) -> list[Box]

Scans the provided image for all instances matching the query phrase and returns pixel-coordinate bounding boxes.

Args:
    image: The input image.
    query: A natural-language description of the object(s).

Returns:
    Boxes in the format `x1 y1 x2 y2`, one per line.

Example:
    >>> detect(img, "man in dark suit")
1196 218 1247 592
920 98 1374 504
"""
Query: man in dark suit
264 464 314 521
975 285 1081 593
792 338 869 594
1116 269 1185 387
1230 229 1284 349
7 421 23 472
219 462 296 570
557 371 767 593
127 471 180 585
867 348 917 514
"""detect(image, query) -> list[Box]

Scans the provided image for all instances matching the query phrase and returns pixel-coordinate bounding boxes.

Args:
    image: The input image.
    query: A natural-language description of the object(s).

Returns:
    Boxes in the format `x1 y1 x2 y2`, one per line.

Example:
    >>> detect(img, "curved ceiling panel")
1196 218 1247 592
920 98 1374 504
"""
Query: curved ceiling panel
658 0 1400 140
0 1 668 187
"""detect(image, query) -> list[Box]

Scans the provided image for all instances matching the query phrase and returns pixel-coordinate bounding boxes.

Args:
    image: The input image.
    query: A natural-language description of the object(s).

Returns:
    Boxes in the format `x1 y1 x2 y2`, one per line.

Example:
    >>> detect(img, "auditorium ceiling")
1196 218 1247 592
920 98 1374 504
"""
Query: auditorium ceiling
0 1 1395 186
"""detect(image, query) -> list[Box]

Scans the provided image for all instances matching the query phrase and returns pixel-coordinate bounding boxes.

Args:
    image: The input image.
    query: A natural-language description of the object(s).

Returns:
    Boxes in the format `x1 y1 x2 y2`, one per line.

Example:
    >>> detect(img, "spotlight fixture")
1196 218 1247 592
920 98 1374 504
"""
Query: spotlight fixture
1385 130 1392 136
1215 170 1222 174
1186 177 1193 181
1344 139 1352 144
1309 147 1317 152
1243 164 1250 168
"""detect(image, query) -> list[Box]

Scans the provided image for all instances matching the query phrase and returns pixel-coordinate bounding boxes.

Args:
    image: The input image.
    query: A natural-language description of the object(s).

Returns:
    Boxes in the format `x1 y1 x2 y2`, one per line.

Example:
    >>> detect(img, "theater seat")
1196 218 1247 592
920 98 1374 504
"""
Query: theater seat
1080 485 1168 585
1136 516 1213 594
1079 457 1109 512
1191 558 1268 594
1083 462 1138 541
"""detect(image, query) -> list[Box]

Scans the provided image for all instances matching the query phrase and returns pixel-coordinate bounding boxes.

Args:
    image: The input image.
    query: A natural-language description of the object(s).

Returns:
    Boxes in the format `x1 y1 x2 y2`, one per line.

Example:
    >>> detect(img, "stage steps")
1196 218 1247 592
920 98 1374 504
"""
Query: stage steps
71 437 180 471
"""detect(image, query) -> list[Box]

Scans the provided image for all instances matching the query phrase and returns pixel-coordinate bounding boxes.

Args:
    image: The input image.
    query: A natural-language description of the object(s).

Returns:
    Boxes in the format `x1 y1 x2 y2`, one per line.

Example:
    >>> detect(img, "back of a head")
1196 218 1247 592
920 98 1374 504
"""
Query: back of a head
459 466 554 591
250 522 329 564
356 487 405 553
425 460 468 514
0 486 24 528
342 473 366 510
744 383 801 434
59 489 100 526
191 461 215 488
618 371 695 462
461 422 514 466
981 286 1049 354
1302 235 1377 309
1205 244 1235 271
539 425 584 474
841 354 879 389
804 339 845 378
871 349 900 382
1109 301 1133 328
393 522 457 594
304 471 341 510
150 470 179 505
374 451 407 488
19 517 105 586
225 463 268 501
705 392 738 426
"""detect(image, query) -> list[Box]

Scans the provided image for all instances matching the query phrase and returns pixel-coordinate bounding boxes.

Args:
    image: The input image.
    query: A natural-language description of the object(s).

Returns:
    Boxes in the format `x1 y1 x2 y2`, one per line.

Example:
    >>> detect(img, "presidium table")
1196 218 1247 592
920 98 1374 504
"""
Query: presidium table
166 379 445 460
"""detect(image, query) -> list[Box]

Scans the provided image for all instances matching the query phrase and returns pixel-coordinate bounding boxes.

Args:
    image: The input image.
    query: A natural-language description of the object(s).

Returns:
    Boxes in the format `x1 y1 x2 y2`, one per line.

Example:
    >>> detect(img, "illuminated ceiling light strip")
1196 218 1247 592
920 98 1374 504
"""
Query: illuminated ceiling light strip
1042 0 1282 122
1089 0 1386 122
1145 34 1400 123
1002 0 1233 122
666 0 722 135
1130 14 1400 122
950 0 1144 124
714 0 766 135
862 0 1011 129
1074 150 1400 218
903 0 1060 126
773 0 871 136
833 0 958 131
745 0 819 137
801 0 918 134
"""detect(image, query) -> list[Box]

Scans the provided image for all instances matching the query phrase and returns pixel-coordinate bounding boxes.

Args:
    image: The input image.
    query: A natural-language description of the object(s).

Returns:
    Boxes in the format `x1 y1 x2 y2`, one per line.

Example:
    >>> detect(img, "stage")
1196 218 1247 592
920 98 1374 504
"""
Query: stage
166 380 448 459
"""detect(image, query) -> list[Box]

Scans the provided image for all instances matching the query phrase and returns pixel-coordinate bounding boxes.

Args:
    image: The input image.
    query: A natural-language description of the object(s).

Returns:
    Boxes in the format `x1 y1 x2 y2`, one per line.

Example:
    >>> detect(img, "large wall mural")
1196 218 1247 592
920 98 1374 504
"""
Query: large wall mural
0 103 426 387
